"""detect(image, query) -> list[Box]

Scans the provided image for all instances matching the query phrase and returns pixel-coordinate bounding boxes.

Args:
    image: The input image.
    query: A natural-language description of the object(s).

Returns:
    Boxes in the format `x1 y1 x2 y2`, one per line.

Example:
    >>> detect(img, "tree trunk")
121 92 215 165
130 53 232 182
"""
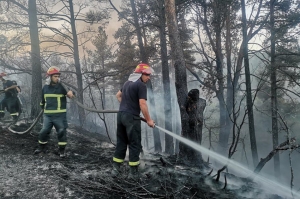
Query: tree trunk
28 0 42 119
198 98 206 145
147 81 162 152
185 89 205 165
165 0 189 158
213 3 227 155
101 55 106 108
130 0 162 152
224 2 234 158
69 0 85 126
241 0 259 167
158 1 173 154
270 0 280 177
130 0 147 63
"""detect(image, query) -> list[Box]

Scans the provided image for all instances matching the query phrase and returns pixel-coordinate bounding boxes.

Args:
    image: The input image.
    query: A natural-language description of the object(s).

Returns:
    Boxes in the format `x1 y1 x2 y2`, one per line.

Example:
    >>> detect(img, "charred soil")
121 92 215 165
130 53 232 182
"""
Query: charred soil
0 124 283 199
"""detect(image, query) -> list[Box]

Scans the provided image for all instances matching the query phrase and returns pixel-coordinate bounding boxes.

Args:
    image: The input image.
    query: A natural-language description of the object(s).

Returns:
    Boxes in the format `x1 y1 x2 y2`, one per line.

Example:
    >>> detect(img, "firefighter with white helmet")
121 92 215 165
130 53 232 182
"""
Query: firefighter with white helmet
34 66 74 158
111 63 155 180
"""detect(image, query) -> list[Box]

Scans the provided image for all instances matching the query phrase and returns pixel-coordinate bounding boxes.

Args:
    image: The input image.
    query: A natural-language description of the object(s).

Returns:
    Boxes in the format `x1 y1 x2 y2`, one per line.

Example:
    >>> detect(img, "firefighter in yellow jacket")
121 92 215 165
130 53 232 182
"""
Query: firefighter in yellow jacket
34 66 74 158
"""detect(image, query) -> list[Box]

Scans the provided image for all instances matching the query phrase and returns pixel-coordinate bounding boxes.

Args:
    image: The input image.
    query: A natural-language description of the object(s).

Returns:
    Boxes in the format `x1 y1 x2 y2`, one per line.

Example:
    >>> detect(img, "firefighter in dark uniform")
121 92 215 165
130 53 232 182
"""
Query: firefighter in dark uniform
111 63 155 179
0 72 21 121
34 66 74 158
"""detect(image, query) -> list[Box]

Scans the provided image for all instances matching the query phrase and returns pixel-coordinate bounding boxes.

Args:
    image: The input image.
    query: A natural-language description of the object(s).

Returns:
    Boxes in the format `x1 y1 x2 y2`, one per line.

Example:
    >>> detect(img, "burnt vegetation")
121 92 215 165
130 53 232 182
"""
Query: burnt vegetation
0 124 284 199
1 0 300 198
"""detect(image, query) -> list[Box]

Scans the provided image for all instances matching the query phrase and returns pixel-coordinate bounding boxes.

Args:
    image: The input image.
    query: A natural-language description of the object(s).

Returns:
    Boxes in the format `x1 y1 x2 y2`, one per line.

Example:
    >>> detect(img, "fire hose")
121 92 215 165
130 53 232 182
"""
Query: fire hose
7 110 43 134
6 83 152 140
0 90 23 130
6 83 119 135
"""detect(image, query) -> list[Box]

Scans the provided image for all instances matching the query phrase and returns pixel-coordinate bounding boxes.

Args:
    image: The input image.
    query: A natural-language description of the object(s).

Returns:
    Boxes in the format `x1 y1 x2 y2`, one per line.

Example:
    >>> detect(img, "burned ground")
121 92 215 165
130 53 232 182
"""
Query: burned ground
0 124 283 199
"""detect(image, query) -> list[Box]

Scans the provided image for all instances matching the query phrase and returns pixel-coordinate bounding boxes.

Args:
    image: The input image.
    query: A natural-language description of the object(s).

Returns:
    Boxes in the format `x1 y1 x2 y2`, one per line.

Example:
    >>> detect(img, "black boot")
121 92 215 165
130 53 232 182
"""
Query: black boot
12 115 18 121
111 162 122 177
59 146 66 158
128 166 139 180
34 144 46 154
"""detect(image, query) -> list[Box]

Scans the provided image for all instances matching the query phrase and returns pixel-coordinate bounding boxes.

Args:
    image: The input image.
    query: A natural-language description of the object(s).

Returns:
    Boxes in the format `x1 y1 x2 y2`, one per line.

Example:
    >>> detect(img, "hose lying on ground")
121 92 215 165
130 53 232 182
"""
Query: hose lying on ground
7 83 119 139
7 110 43 134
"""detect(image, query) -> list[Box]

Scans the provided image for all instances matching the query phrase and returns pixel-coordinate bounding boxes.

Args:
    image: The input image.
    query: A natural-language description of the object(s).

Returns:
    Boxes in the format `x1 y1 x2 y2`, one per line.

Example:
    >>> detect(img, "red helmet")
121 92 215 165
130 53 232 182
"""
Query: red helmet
0 72 7 78
134 63 154 75
47 66 60 76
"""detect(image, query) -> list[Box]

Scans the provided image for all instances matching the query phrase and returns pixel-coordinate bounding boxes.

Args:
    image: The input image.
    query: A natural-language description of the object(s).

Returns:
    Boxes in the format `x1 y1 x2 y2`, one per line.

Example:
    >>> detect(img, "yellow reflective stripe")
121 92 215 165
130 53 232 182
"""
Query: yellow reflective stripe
58 142 67 146
113 157 124 163
0 110 4 112
57 96 61 110
44 94 65 111
44 109 66 113
129 161 140 166
38 140 48 144
10 113 18 116
44 94 64 97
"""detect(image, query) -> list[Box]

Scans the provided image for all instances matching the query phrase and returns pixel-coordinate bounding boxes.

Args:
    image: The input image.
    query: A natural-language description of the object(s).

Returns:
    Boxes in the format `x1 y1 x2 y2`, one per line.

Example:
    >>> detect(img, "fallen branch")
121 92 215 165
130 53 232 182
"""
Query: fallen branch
159 157 173 167
216 166 227 182
205 169 213 177
254 138 298 174
223 174 227 189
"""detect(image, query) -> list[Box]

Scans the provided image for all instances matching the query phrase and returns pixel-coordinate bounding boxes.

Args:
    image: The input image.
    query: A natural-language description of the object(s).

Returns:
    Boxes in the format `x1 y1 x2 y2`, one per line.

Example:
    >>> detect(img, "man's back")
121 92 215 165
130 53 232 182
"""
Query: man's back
119 79 147 116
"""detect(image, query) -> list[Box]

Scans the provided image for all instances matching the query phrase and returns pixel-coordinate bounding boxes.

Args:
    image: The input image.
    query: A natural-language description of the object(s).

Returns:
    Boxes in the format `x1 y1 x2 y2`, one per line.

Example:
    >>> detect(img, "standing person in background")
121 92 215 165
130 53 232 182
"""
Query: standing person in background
34 66 74 158
111 63 155 180
0 72 21 121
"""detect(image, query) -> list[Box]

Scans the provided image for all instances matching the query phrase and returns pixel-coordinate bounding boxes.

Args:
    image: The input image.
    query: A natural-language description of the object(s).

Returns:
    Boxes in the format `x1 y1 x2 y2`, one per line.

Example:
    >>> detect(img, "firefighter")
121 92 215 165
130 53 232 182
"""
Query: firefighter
0 72 21 121
34 66 74 158
112 63 155 180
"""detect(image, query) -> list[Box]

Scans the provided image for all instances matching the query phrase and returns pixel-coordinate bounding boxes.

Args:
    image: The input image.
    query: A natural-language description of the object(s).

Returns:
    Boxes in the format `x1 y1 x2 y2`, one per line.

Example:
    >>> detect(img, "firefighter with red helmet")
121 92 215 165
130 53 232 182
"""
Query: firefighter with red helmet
0 72 21 121
34 66 74 158
111 63 155 179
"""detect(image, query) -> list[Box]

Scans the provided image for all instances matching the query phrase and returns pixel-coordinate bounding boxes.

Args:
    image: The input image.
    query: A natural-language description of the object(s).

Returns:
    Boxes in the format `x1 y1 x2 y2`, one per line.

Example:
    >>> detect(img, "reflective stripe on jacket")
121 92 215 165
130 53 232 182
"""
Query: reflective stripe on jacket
40 83 67 114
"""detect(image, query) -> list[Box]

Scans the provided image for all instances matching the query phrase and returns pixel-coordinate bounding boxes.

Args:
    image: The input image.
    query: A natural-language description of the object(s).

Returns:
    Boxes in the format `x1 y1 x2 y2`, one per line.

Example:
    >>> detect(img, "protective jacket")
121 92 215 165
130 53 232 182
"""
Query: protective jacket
38 82 68 150
0 80 20 119
3 80 19 97
40 83 67 114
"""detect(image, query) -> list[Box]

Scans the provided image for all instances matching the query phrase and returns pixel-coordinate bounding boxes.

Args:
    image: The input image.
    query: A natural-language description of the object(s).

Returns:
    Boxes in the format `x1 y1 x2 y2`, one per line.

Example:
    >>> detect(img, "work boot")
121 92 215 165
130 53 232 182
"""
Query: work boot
111 162 122 177
12 115 18 122
59 147 66 158
34 144 47 154
128 166 139 180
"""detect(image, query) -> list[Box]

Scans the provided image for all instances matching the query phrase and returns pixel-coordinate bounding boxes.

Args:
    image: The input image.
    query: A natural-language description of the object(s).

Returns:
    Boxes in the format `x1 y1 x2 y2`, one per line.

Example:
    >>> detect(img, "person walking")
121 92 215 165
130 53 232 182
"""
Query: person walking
34 66 74 158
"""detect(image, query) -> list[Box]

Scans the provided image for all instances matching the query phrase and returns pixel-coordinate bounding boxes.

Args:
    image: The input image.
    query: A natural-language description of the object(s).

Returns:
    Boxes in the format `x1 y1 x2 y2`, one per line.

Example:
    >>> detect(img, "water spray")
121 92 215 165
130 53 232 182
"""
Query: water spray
141 118 299 199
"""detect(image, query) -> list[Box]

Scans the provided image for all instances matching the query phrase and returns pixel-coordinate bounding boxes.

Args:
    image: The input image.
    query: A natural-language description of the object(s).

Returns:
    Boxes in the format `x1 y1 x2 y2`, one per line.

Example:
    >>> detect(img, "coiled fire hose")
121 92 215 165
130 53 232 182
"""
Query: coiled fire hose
6 81 153 152
7 110 43 134
6 83 119 136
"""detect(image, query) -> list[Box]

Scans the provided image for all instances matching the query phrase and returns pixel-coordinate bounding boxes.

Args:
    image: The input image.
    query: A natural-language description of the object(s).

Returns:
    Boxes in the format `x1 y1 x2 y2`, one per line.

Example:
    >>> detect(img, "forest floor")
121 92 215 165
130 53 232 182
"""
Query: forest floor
0 122 284 199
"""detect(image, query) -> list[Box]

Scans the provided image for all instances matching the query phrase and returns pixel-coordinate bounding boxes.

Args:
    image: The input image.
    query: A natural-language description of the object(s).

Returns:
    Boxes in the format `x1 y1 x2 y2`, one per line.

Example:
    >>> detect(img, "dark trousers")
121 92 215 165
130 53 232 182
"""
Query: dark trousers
38 113 68 147
0 96 18 118
113 112 141 166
